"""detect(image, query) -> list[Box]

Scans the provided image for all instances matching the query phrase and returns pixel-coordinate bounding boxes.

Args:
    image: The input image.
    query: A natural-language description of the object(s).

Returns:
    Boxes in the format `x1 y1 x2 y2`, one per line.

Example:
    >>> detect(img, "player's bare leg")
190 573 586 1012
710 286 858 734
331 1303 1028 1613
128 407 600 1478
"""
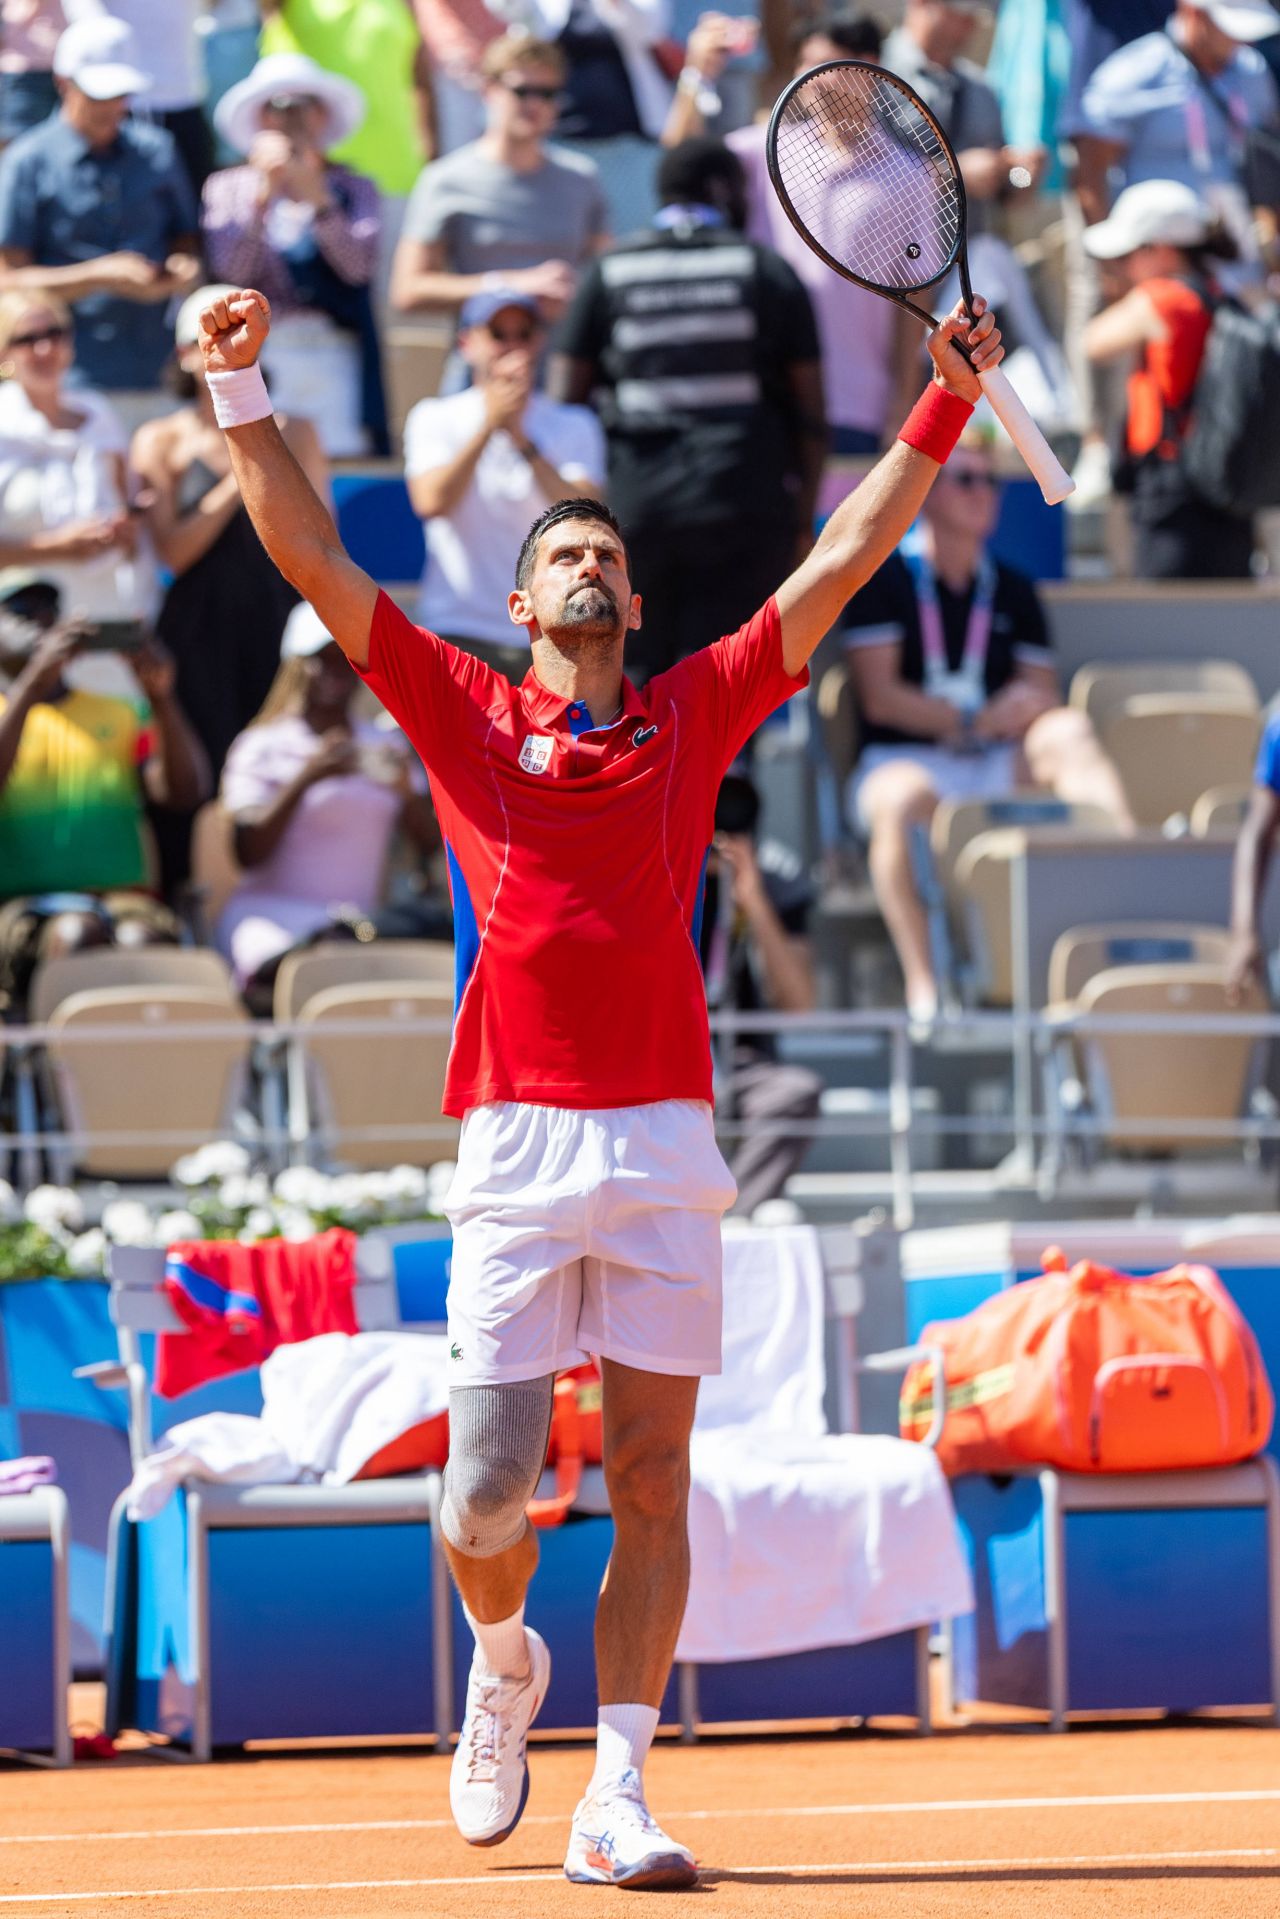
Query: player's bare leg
564 1358 700 1888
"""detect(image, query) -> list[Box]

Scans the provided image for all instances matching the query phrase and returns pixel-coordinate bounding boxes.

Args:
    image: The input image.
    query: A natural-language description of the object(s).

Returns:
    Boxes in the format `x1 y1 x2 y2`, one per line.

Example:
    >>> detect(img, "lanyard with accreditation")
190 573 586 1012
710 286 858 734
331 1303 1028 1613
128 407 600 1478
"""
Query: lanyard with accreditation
903 545 997 726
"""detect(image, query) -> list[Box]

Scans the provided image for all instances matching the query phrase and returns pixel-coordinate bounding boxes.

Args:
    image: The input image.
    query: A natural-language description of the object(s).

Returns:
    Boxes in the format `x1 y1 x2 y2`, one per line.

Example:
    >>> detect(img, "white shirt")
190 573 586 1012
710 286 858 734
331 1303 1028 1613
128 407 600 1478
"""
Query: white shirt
63 0 204 110
0 380 157 620
403 387 606 649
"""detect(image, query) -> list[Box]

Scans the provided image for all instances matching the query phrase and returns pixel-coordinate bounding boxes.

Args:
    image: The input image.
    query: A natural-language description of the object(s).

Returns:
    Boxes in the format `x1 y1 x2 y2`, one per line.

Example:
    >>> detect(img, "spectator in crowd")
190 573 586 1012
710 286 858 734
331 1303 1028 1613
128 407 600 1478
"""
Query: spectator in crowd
701 766 823 1217
0 287 156 620
0 1 66 151
550 136 824 685
130 283 327 891
0 16 200 421
885 0 1044 226
1082 179 1253 578
405 285 605 678
216 603 438 1007
63 0 214 196
842 434 1132 1021
259 0 432 291
0 571 207 996
1075 0 1279 243
389 31 608 356
414 0 506 155
492 0 676 237
1061 0 1173 144
204 51 386 458
671 10 918 455
1227 697 1280 1001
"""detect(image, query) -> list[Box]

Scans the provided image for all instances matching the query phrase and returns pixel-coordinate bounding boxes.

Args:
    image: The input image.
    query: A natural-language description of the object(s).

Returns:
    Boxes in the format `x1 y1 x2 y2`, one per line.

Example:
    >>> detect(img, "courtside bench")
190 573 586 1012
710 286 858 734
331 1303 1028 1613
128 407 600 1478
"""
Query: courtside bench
0 1486 71 1766
903 1220 1280 1727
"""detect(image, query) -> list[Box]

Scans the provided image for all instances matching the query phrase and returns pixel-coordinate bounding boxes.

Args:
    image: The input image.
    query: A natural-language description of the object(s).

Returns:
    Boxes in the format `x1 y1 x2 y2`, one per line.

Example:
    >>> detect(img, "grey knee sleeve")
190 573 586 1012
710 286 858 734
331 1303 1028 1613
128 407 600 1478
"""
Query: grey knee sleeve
441 1375 555 1559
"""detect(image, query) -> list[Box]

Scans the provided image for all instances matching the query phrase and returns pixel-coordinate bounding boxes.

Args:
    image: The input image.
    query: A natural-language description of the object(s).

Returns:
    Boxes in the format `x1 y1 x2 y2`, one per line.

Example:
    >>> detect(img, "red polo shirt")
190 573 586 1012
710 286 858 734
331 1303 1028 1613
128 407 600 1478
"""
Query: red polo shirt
357 591 806 1117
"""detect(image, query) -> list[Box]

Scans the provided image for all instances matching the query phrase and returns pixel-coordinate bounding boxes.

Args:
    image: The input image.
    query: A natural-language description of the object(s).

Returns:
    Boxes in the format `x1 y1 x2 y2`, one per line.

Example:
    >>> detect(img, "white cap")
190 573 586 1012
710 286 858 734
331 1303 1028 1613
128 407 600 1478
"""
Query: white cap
53 17 152 101
1083 179 1214 260
214 51 365 156
175 283 237 348
281 603 336 660
1184 0 1280 42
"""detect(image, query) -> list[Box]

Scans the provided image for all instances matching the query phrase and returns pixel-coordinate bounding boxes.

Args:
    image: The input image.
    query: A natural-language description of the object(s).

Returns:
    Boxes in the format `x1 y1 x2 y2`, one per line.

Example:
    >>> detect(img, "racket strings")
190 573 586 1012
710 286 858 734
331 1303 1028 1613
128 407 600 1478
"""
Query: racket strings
772 68 961 294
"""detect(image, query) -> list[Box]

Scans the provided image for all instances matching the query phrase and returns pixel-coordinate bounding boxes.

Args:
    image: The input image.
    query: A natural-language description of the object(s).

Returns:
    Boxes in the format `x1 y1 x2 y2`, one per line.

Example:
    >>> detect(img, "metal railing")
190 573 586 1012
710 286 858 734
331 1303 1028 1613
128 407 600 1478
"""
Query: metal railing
3 1003 1278 1223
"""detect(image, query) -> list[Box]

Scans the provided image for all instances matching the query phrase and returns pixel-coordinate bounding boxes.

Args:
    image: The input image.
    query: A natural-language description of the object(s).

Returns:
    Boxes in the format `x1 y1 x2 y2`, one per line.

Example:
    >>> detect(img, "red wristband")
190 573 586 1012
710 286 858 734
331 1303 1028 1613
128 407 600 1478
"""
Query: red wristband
898 384 974 465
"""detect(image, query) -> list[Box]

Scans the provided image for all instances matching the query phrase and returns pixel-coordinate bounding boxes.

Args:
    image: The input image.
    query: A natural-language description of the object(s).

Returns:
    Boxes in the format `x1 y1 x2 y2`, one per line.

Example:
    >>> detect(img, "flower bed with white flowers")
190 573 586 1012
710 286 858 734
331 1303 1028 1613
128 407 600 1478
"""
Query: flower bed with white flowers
0 1143 455 1282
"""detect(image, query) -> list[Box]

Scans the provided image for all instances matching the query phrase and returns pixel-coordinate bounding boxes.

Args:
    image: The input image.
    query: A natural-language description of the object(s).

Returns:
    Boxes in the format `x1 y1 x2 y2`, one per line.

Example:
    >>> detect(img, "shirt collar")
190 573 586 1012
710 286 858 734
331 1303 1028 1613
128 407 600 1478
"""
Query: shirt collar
519 669 647 732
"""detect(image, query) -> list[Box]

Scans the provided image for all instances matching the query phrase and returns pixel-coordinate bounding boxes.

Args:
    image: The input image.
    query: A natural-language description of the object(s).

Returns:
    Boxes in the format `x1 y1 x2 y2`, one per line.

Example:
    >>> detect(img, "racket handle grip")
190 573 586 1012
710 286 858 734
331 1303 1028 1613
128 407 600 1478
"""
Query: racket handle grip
977 365 1075 507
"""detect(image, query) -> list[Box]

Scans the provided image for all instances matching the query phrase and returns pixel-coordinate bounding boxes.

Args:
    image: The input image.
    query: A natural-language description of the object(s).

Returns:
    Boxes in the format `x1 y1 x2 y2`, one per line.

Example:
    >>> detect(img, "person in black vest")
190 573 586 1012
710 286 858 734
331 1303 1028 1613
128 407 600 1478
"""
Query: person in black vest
549 136 825 687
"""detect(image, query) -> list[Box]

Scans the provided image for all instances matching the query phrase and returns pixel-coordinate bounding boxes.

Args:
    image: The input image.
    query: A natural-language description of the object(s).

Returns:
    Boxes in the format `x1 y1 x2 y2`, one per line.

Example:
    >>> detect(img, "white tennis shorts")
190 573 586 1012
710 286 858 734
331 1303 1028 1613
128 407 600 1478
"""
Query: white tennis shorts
442 1099 737 1386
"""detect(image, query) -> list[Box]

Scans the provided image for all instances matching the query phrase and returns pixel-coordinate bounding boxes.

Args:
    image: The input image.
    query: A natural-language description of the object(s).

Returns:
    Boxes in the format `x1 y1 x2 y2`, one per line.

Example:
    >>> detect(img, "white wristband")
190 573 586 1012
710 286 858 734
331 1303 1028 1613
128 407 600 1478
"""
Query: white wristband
208 364 272 430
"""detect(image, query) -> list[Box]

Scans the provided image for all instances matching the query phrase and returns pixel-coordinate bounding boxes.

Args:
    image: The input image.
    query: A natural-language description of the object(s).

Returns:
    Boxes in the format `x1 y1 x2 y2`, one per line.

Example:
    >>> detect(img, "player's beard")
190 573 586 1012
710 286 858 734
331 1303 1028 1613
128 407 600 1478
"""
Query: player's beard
542 581 625 648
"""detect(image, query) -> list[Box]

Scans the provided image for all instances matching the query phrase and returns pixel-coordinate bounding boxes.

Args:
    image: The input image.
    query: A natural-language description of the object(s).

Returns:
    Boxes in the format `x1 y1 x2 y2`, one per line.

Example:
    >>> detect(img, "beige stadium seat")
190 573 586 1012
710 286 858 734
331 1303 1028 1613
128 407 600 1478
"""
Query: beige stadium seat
817 661 859 801
293 981 459 1169
1099 697 1259 827
951 822 1121 1007
1048 922 1233 1010
188 802 243 932
1190 783 1251 837
45 987 250 1178
274 940 455 1024
931 796 1118 918
30 947 238 1026
1064 964 1266 1154
1069 660 1259 730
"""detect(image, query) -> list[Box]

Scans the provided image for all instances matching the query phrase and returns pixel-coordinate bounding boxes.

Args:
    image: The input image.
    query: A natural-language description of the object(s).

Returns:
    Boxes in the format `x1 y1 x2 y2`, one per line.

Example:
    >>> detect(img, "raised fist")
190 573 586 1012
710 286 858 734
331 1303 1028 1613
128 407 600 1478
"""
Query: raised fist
198 289 272 375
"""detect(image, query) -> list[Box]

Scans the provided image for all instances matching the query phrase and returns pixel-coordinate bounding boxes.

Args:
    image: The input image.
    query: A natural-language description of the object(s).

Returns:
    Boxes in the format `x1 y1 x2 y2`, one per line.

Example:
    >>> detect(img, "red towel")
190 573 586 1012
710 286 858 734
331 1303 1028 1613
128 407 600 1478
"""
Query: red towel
156 1230 360 1398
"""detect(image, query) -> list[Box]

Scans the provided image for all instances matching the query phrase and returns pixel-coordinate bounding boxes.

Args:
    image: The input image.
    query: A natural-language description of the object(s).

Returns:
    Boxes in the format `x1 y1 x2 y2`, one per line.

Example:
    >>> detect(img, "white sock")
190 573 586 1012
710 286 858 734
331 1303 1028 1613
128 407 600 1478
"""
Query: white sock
590 1703 660 1795
465 1603 531 1680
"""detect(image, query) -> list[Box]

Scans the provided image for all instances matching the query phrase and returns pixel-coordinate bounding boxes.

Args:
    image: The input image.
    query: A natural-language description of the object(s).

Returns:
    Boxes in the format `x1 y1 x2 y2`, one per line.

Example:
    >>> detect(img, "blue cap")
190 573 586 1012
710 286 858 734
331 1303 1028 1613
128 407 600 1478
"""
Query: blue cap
458 287 542 331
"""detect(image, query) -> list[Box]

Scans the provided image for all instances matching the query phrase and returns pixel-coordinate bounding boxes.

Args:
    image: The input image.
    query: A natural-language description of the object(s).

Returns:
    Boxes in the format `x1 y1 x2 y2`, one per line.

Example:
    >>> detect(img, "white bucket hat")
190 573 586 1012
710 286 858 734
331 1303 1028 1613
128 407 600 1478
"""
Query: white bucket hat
1184 0 1280 42
213 52 366 158
53 17 151 101
1083 180 1214 260
281 603 337 660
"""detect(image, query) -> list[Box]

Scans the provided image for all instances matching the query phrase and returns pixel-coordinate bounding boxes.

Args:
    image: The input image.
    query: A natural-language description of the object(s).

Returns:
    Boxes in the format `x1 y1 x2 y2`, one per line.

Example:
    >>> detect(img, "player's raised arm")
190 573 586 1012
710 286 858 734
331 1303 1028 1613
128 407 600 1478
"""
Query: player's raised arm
198 289 378 669
774 299 1003 680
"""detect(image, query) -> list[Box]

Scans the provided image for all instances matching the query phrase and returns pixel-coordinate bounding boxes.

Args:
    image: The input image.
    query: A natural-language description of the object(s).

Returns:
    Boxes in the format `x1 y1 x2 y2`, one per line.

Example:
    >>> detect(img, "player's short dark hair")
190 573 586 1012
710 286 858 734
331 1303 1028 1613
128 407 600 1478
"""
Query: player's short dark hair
515 497 629 589
791 10 884 60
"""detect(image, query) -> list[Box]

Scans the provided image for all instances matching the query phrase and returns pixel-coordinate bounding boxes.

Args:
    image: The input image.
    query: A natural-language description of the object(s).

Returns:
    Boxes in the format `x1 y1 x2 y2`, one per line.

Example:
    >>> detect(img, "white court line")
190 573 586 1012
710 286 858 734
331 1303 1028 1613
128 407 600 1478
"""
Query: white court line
0 1848 1276 1904
5 1787 1279 1847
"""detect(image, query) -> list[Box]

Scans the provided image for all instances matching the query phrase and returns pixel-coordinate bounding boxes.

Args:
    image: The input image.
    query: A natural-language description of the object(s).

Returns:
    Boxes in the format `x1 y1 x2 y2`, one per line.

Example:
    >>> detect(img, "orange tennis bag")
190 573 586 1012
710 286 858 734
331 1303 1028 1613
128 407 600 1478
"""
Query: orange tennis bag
899 1249 1273 1475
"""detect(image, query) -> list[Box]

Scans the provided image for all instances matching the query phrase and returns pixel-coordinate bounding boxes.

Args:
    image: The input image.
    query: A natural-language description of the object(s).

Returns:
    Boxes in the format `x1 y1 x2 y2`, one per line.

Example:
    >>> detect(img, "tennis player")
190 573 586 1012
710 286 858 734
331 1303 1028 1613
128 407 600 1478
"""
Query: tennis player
198 284 1001 1890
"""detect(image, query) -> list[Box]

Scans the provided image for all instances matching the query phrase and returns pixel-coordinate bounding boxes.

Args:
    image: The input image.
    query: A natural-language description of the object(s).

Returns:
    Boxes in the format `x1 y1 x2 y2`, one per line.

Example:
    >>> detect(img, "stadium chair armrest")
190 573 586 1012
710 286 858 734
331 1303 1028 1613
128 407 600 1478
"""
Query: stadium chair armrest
72 1361 129 1389
858 1342 948 1449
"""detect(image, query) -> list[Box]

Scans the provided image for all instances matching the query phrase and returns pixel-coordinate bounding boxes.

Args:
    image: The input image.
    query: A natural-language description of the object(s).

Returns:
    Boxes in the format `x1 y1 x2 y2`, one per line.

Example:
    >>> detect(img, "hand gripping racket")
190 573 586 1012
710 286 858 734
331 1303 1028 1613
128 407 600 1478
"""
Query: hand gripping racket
766 59 1075 506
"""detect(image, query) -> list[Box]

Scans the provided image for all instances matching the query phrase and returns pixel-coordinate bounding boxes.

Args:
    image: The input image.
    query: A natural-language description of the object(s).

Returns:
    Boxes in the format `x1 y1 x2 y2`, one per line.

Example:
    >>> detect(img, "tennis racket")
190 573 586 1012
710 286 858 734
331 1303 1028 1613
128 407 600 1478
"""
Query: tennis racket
766 59 1074 506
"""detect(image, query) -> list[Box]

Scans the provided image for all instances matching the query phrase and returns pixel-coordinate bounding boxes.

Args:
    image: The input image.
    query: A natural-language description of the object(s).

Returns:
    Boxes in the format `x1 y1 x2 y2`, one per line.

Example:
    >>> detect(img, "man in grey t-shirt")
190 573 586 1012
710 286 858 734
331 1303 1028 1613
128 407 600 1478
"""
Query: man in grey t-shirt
390 31 608 333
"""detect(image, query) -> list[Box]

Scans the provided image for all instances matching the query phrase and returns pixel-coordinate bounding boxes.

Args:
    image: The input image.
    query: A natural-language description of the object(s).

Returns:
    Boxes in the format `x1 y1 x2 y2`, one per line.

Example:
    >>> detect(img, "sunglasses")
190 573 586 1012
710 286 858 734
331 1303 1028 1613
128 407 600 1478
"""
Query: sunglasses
502 81 560 102
265 93 318 113
9 325 71 350
947 469 998 491
489 323 538 343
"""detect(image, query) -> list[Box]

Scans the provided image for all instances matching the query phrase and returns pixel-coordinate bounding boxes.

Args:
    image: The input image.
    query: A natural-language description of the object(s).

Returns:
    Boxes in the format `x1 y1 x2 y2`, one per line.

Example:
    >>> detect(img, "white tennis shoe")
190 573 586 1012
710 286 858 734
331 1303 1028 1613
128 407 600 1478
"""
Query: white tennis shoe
450 1627 551 1847
564 1768 698 1890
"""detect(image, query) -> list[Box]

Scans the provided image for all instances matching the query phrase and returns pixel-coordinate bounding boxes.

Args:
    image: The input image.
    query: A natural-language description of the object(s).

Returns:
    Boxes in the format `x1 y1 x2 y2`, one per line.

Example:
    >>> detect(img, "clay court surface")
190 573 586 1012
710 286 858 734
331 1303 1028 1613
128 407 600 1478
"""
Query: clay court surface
3 1712 1278 1919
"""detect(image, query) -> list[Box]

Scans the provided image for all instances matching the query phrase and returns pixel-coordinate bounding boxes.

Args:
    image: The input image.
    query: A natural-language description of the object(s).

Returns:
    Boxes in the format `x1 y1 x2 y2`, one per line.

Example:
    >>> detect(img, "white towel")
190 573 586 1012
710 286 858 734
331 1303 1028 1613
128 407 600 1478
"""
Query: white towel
125 1331 451 1520
697 1224 829 1439
677 1429 974 1663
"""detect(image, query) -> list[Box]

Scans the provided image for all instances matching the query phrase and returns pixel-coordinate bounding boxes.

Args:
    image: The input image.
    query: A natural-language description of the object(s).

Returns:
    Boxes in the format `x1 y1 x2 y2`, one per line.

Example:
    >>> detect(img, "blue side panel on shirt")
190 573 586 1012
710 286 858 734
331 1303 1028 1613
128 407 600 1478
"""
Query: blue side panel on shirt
446 840 480 1017
690 847 710 964
1256 710 1280 793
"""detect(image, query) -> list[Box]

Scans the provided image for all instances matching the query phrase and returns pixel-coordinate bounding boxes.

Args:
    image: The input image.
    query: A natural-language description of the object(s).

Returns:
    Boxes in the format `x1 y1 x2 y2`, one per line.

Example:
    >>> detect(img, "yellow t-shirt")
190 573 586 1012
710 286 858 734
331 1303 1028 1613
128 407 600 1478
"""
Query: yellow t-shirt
0 689 147 898
261 0 426 198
